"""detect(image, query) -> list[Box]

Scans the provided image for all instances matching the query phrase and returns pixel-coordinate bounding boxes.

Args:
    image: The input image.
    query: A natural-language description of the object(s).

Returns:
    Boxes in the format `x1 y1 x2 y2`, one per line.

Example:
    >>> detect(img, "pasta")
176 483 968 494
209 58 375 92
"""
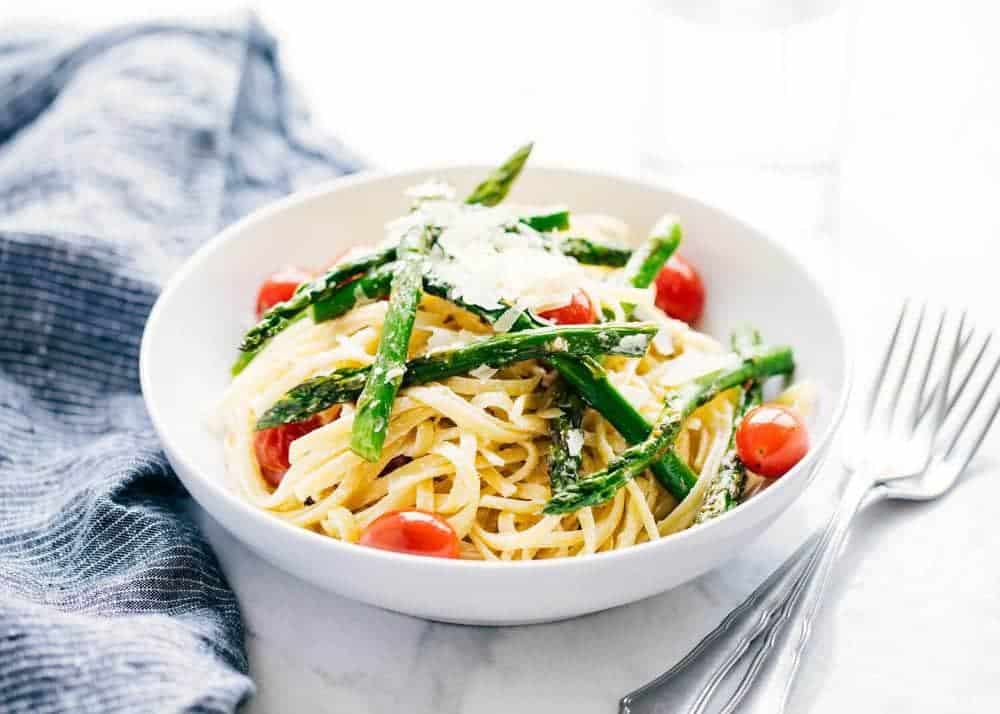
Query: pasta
216 144 807 560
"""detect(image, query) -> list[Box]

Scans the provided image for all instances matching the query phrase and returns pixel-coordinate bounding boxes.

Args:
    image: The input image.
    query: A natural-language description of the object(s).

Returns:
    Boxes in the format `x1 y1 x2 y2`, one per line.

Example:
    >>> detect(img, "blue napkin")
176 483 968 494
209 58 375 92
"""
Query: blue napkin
0 14 361 712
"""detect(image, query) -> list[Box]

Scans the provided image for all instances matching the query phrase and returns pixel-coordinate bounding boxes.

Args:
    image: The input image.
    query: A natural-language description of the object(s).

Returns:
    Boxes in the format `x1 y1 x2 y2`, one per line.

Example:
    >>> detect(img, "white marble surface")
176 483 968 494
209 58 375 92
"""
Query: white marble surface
14 0 1000 710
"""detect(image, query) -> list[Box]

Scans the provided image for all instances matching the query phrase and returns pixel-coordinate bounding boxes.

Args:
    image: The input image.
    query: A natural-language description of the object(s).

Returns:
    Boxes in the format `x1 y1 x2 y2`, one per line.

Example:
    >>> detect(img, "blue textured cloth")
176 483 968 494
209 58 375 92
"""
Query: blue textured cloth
0 15 361 713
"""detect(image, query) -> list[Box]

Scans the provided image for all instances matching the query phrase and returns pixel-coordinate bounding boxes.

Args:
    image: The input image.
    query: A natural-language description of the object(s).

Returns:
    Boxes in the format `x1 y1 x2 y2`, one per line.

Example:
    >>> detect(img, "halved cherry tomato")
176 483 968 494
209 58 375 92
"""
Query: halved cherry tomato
654 254 705 324
538 291 596 325
735 404 809 478
360 509 460 558
253 415 324 487
256 267 314 317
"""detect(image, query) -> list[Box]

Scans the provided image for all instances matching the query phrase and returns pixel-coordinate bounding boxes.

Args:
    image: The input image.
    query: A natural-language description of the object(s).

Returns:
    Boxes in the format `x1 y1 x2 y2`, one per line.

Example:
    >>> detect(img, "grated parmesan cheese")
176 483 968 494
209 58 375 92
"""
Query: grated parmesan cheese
616 334 651 355
469 365 499 381
493 305 524 333
427 202 589 313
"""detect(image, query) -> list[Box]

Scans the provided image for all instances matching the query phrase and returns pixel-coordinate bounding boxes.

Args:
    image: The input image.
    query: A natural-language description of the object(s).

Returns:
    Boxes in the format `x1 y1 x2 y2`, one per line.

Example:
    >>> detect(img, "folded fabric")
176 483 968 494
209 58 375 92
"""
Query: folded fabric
0 13 361 713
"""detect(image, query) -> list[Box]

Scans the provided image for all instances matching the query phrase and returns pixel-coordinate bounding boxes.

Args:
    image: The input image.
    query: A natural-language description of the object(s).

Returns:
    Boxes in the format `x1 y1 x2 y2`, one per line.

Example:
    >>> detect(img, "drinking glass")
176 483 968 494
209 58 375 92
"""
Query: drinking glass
640 0 856 285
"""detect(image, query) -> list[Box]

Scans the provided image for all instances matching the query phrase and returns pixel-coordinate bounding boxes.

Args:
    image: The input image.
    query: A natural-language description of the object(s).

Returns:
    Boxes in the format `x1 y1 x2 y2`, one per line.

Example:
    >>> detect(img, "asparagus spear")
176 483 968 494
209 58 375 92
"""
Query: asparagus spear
465 143 533 206
694 382 762 523
350 227 433 461
311 262 397 322
555 236 631 267
622 216 682 289
695 325 763 524
547 383 586 491
520 208 570 232
231 247 396 374
421 273 699 499
231 311 309 375
613 213 701 493
258 323 657 429
543 345 794 514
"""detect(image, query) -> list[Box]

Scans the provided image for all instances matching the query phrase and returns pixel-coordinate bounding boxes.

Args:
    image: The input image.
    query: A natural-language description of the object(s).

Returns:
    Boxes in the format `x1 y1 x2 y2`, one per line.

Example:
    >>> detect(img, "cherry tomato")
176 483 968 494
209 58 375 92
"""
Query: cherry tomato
360 510 460 558
654 254 705 324
735 404 809 478
538 291 596 325
253 415 324 487
256 267 313 317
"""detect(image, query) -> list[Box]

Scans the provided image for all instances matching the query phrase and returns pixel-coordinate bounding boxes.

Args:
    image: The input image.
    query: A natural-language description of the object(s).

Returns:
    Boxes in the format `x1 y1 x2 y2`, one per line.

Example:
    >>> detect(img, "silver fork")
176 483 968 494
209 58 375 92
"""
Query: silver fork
725 309 1000 714
620 303 1000 713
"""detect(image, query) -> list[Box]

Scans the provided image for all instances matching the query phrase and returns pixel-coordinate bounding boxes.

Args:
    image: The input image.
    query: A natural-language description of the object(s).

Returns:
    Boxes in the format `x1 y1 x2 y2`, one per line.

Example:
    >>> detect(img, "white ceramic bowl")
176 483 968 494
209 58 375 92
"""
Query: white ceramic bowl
140 166 850 625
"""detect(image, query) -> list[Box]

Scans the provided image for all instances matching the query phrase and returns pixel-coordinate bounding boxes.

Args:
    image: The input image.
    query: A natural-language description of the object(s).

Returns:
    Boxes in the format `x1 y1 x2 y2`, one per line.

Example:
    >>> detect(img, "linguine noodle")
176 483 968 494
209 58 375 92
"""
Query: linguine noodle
218 279 741 560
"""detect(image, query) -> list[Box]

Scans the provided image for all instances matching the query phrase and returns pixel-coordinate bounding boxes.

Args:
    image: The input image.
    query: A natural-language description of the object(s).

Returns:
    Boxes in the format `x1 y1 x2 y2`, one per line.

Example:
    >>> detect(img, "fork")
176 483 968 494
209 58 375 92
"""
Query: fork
621 303 1000 713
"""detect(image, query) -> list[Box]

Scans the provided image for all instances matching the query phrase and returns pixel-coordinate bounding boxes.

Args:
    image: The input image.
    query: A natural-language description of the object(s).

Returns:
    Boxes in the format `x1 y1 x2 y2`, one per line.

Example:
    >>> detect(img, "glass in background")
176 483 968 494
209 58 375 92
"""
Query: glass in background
640 0 856 286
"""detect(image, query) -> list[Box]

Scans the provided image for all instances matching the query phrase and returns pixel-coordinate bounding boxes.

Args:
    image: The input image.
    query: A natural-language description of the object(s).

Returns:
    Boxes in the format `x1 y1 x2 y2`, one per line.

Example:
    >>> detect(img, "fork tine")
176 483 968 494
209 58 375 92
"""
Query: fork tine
947 331 992 416
886 302 925 430
931 309 963 429
865 301 909 429
944 351 1000 459
956 389 1000 474
916 322 982 423
910 308 951 432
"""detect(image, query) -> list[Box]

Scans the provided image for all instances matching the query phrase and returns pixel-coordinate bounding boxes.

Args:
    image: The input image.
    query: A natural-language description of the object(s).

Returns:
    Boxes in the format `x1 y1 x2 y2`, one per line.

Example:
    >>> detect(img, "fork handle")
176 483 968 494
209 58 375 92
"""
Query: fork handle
724 473 877 713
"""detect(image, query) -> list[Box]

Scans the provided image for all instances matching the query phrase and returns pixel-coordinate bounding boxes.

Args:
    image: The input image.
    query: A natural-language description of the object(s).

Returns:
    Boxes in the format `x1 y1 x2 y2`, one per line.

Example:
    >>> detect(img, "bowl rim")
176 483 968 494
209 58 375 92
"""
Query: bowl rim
140 163 853 571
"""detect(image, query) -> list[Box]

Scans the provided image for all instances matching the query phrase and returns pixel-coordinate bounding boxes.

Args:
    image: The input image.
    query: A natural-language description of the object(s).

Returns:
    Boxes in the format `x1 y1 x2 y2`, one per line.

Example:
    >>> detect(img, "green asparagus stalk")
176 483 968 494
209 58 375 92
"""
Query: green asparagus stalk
350 227 433 461
231 247 396 374
555 236 631 267
512 208 633 266
311 262 397 323
257 323 657 429
622 219 700 500
543 345 795 514
694 384 761 523
465 143 533 206
623 217 682 289
421 273 699 500
695 325 763 524
610 213 700 495
547 383 587 491
231 311 309 375
520 208 570 232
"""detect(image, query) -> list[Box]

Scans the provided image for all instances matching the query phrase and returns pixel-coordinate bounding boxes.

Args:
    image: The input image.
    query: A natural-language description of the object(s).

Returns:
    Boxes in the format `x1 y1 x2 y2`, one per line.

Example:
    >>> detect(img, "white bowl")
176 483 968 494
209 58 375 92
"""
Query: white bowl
140 166 850 625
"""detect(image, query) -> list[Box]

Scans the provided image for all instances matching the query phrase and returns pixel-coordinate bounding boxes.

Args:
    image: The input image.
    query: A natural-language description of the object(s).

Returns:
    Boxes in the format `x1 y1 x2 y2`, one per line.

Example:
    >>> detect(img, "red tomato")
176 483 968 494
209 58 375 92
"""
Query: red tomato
256 267 313 317
654 254 705 324
360 510 460 558
538 291 596 325
735 404 809 478
253 415 324 487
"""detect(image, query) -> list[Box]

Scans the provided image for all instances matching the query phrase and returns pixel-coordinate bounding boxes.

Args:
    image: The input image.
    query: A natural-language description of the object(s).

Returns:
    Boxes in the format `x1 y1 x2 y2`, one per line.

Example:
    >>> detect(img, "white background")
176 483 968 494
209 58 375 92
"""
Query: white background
5 1 1000 712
